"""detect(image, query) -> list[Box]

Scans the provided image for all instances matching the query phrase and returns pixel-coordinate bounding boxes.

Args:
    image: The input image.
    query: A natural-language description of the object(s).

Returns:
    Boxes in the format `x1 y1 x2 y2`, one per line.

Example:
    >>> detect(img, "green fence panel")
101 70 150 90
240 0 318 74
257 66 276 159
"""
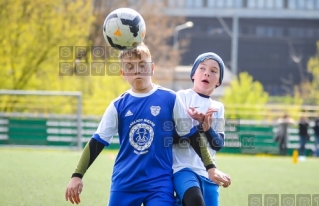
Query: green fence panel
0 116 316 155
7 118 47 145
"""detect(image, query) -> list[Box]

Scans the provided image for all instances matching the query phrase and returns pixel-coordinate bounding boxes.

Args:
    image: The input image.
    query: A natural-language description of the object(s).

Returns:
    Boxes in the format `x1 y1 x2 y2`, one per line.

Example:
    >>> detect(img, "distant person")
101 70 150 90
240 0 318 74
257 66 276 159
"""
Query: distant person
298 116 309 160
313 117 319 157
275 114 294 156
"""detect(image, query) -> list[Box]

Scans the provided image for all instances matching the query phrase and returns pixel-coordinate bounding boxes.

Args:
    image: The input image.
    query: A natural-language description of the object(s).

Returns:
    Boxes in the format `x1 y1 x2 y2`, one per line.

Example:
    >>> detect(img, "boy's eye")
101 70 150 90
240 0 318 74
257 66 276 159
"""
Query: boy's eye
128 63 134 68
139 63 146 68
123 63 135 71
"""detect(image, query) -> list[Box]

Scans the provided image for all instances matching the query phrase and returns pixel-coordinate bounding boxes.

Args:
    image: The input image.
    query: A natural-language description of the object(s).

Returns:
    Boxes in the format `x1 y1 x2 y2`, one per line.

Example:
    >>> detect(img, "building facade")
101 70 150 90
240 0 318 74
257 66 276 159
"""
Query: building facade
163 0 319 95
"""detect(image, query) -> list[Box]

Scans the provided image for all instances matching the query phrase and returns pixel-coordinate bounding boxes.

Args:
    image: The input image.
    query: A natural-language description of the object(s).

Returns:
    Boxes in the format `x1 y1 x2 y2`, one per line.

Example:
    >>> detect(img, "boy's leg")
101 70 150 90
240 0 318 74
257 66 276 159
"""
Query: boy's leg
299 137 306 156
143 191 175 206
173 168 204 206
108 191 143 206
200 176 219 205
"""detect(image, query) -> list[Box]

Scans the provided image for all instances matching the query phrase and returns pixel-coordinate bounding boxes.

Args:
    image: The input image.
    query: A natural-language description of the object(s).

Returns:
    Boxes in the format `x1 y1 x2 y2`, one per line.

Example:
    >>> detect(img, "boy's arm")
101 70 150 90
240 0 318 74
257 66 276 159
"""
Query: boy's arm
197 107 225 151
72 102 118 177
198 125 225 151
65 138 105 204
65 102 118 204
173 130 216 170
71 138 105 178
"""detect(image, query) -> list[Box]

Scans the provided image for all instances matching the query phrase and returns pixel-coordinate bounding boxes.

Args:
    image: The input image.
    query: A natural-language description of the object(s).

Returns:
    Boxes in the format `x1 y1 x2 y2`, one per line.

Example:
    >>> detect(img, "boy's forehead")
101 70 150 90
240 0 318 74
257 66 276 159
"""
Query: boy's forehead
200 59 220 68
121 53 151 62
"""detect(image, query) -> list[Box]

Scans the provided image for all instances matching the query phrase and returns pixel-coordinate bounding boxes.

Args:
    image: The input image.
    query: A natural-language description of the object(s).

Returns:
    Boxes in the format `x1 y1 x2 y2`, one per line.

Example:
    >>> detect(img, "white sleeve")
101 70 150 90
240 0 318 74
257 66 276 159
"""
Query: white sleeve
173 95 197 137
93 102 118 146
213 103 225 134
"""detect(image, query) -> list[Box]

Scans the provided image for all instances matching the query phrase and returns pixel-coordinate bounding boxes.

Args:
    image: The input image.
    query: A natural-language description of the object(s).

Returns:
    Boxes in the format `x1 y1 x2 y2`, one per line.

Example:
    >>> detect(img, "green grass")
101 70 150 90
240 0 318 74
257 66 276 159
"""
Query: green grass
1 148 318 206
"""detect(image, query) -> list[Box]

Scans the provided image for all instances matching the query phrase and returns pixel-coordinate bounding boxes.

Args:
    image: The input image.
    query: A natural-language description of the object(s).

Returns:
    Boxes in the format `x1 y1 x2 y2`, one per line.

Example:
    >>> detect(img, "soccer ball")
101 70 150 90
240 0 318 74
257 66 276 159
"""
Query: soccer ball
103 8 146 50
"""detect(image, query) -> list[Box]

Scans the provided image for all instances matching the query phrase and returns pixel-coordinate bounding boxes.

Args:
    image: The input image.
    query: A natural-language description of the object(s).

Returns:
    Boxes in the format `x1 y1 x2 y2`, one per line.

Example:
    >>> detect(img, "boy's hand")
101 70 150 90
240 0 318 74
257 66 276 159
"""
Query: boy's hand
207 168 231 188
187 107 217 124
202 108 218 132
65 177 83 204
187 106 205 123
206 107 218 115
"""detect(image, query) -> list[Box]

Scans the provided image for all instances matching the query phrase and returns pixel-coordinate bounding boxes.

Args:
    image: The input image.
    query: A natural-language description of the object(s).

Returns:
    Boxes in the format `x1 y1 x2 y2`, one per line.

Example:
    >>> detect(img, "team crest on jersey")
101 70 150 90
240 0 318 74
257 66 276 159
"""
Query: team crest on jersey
129 123 154 154
150 106 161 116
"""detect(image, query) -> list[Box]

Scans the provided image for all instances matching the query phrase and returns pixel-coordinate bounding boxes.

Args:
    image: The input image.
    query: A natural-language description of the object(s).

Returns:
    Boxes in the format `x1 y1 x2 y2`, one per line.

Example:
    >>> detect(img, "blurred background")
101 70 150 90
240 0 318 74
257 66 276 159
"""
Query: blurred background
1 0 319 156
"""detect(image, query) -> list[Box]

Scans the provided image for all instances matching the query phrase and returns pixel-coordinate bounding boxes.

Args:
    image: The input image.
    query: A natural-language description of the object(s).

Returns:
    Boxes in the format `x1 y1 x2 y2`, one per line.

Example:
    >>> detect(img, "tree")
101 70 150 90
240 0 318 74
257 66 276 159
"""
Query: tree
0 0 186 115
0 0 93 90
0 0 129 115
219 72 269 120
295 41 319 105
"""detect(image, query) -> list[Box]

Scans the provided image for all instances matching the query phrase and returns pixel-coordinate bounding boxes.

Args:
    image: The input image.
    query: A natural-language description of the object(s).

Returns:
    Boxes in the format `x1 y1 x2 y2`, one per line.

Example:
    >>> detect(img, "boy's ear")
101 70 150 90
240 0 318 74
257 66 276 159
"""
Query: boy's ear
120 70 126 80
151 63 155 74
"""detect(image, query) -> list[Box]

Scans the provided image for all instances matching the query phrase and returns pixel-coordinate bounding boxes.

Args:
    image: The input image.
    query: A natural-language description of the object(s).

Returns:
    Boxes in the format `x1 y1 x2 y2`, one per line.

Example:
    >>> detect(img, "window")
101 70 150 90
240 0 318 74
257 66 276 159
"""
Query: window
207 0 215 7
306 0 314 9
274 0 284 8
256 26 284 37
288 27 305 38
226 0 234 8
306 28 314 38
256 26 266 36
194 0 203 7
186 0 203 7
234 0 243 7
216 0 224 8
288 0 297 9
247 0 256 8
257 0 264 8
298 0 305 9
169 0 186 7
265 0 274 8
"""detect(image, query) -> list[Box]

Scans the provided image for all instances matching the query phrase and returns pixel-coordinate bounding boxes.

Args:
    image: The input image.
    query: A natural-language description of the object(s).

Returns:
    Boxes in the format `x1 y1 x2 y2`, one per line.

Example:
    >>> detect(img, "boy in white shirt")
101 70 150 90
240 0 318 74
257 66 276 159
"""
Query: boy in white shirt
173 52 231 206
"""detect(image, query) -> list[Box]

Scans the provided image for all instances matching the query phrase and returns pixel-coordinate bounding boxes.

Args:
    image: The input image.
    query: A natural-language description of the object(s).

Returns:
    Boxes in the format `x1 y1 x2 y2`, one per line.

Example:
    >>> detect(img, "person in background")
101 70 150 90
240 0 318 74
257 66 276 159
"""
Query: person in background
298 116 309 160
275 114 294 156
313 116 319 157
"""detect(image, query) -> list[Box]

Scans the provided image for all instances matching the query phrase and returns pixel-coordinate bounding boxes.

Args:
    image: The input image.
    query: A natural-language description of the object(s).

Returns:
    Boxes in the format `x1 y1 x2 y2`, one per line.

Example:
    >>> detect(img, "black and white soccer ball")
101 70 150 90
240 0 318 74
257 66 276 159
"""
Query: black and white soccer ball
103 8 146 50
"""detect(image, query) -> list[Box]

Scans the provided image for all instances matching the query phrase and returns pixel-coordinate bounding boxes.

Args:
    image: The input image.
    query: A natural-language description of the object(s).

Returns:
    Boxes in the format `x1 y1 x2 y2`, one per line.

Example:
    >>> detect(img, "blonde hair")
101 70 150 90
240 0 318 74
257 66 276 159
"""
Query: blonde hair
119 42 151 61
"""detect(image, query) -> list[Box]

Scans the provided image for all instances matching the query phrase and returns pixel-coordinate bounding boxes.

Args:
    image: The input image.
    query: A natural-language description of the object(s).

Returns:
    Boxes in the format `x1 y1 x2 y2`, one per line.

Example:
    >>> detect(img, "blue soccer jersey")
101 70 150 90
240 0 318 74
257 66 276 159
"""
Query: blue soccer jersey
93 84 197 193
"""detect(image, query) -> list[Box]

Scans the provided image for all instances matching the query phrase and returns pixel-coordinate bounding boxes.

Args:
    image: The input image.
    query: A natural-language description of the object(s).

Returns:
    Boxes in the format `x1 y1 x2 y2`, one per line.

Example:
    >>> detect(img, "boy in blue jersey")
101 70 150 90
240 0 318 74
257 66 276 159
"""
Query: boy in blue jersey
64 44 227 206
173 52 231 206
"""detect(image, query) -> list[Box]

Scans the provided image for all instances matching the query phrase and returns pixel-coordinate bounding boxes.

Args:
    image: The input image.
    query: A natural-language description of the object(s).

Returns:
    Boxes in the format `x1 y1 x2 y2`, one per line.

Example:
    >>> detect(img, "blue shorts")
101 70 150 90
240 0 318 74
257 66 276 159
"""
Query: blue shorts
108 190 175 206
173 168 219 206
